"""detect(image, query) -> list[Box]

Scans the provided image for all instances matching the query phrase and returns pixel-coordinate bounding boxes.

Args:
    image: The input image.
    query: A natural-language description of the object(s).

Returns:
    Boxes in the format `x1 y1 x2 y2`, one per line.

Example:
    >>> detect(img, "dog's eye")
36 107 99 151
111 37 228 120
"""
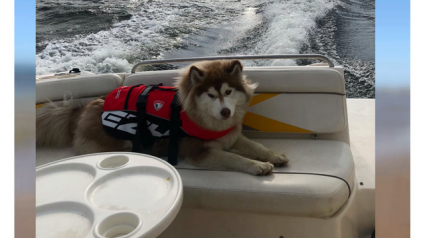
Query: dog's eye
225 90 232 95
207 93 215 99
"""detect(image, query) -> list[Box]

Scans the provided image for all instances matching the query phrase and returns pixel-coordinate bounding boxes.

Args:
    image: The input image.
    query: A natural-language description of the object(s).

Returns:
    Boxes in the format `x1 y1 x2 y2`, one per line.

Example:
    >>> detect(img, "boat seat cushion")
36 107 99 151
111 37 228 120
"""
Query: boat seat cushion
36 139 354 218
123 67 348 134
123 66 346 94
36 74 123 104
175 139 354 218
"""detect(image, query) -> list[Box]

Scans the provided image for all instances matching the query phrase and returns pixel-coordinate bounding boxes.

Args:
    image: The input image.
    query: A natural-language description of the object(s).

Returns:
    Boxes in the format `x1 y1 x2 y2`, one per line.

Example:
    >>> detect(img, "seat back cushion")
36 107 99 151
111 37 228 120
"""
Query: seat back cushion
123 66 347 133
36 74 123 104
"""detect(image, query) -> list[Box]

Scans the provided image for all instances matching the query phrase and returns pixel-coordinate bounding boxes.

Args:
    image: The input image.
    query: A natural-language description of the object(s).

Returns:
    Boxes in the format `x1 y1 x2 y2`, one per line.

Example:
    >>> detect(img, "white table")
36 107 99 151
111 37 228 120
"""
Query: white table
36 152 183 238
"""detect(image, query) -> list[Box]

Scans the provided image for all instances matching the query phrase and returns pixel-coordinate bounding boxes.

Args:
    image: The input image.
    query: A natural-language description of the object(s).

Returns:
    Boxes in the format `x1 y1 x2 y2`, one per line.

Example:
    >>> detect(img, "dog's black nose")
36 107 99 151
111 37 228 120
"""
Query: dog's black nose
220 108 231 119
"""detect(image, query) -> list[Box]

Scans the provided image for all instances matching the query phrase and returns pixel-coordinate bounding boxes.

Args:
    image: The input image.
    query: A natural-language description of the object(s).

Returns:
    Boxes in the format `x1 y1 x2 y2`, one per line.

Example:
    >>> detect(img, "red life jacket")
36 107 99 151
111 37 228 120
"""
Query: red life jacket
102 84 233 141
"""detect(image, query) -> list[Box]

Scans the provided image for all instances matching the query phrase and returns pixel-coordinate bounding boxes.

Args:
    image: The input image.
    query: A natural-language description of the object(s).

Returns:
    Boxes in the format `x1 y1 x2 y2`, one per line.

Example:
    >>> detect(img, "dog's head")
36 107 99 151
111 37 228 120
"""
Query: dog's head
176 60 257 123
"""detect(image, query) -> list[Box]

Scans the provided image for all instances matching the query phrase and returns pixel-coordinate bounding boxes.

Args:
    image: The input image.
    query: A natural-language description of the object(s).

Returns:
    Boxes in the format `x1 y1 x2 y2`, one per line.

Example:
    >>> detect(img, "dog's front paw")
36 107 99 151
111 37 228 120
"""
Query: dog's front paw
247 161 274 176
265 152 289 166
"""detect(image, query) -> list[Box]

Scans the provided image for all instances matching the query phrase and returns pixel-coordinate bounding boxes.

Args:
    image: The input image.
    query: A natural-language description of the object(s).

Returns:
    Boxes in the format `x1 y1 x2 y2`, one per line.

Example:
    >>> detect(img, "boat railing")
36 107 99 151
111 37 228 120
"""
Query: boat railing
130 54 334 73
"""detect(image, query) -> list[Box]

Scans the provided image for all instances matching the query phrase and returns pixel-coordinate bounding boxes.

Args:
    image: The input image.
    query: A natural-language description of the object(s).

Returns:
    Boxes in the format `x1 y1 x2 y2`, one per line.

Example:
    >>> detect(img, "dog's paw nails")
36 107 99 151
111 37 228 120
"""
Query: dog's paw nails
249 161 274 176
266 152 289 166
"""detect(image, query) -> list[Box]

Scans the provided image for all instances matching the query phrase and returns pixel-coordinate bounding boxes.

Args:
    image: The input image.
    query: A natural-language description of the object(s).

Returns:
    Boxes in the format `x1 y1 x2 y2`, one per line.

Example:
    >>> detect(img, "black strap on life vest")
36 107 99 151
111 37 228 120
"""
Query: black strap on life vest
124 84 142 110
132 84 162 153
168 93 181 166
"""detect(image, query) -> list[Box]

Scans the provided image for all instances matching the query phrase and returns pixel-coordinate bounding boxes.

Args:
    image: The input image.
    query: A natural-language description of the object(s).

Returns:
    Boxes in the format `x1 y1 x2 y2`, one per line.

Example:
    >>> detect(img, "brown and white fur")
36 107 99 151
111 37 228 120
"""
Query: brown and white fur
36 60 288 175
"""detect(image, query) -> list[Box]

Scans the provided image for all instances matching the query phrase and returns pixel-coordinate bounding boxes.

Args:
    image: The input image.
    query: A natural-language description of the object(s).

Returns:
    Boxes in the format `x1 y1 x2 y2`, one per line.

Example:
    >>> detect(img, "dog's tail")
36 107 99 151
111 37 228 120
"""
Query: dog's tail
36 98 89 147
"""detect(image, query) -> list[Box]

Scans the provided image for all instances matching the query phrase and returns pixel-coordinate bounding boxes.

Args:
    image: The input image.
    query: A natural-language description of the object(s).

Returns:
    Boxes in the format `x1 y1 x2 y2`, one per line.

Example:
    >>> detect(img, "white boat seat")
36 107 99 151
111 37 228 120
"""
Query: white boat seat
36 65 353 218
36 138 354 218
174 139 354 218
36 74 123 104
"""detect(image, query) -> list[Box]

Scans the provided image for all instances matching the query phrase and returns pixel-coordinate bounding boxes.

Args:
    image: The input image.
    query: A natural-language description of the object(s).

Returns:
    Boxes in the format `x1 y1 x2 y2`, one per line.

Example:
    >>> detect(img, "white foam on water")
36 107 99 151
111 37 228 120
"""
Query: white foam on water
36 30 142 75
36 0 340 74
36 0 248 75
244 0 339 66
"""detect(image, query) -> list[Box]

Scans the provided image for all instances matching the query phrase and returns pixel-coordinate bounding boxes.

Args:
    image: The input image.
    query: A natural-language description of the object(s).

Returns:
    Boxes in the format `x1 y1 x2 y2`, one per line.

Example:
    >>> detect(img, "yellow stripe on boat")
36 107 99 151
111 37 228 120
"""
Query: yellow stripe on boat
243 112 313 133
249 93 280 107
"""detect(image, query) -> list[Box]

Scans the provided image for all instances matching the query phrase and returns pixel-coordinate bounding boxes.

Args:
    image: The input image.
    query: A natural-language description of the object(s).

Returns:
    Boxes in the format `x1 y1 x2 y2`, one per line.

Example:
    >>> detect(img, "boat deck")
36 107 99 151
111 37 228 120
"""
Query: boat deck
347 99 375 190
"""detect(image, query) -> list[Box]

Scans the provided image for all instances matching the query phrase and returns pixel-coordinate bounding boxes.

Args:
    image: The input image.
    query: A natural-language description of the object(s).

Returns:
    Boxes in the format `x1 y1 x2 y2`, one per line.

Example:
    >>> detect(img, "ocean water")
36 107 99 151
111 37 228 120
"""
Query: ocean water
36 0 375 98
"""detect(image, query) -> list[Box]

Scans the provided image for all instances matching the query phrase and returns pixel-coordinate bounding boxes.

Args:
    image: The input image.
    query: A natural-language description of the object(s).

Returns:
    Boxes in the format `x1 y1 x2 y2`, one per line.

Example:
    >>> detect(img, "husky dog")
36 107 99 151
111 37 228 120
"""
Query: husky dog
36 60 288 175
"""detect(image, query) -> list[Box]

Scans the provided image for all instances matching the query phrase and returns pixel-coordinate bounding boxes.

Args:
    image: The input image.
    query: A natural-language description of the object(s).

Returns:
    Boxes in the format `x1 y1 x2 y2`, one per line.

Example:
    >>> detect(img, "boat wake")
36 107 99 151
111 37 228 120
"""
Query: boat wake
36 0 374 98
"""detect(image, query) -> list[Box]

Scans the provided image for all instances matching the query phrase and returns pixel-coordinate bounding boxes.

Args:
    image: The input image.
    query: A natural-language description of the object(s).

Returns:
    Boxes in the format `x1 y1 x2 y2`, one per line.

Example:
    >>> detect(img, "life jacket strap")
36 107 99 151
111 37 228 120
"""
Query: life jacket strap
132 84 162 153
124 84 143 110
168 93 181 166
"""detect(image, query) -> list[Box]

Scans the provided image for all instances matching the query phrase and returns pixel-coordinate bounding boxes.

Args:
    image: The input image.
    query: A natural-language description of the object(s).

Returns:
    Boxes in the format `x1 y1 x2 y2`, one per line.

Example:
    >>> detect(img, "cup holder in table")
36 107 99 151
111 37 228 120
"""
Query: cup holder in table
97 155 130 170
94 212 142 238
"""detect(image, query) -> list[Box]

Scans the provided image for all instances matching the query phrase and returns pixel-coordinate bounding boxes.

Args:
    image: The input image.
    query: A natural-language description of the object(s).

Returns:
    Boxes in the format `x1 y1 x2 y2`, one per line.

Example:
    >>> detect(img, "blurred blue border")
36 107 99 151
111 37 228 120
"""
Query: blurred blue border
376 0 410 87
376 0 410 236
15 0 35 236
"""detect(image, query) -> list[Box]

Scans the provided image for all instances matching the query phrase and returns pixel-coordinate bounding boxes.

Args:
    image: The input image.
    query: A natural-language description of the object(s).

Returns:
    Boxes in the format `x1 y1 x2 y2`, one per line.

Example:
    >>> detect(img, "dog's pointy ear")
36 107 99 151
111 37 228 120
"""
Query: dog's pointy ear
189 66 205 85
227 60 243 77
